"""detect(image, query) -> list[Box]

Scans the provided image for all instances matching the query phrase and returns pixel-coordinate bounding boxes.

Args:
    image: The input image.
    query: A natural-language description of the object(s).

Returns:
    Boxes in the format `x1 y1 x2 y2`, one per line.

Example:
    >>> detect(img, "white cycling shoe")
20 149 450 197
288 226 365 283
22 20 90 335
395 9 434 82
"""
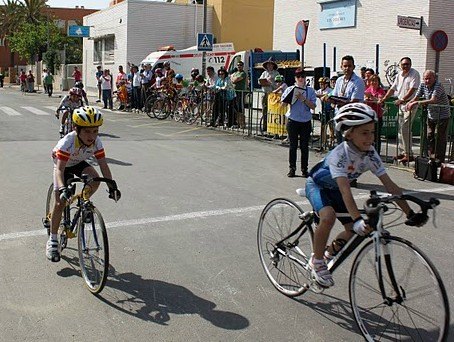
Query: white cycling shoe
310 256 334 288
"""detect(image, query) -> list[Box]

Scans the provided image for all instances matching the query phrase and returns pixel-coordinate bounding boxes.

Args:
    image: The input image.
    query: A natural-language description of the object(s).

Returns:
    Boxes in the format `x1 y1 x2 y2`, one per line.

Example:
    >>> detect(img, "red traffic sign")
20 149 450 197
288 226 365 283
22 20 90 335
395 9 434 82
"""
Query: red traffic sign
295 20 309 46
430 30 448 52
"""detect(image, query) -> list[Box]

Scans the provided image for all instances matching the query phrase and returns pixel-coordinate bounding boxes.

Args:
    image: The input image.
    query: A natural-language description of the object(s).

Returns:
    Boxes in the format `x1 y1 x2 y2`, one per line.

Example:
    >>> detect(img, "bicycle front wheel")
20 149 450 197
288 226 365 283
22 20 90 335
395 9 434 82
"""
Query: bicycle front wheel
349 236 449 342
257 198 313 297
152 99 171 120
78 207 109 294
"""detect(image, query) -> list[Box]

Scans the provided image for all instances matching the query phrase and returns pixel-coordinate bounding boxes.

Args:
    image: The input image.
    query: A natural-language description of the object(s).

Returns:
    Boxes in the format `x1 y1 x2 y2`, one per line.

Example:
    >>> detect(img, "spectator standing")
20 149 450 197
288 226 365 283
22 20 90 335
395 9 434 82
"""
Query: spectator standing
379 57 420 164
365 75 386 155
258 58 279 132
141 64 152 109
327 55 365 144
42 68 48 94
27 70 35 93
163 61 175 80
316 77 333 148
205 66 218 90
273 74 288 94
43 71 55 97
210 68 236 127
407 70 451 163
95 65 103 103
364 68 375 87
19 70 27 91
131 65 142 112
0 70 4 87
72 66 82 85
231 60 248 127
100 69 113 110
116 65 127 89
282 68 317 178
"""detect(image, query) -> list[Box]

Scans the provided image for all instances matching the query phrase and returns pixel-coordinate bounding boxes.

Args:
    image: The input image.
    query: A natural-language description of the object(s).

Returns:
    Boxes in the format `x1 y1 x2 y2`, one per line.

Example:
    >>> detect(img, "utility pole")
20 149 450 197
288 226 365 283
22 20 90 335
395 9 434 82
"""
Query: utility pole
202 0 207 77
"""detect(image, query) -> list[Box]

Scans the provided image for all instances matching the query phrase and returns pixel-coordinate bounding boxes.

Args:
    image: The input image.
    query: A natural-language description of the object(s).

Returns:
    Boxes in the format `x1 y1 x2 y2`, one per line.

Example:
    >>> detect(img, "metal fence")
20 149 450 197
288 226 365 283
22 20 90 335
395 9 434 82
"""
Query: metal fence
203 89 454 166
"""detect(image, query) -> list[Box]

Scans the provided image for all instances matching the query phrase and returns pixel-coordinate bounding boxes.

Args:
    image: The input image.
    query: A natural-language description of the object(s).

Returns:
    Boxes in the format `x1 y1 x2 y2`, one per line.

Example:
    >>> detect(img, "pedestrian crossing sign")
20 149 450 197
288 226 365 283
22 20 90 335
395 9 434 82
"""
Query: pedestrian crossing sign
197 33 213 51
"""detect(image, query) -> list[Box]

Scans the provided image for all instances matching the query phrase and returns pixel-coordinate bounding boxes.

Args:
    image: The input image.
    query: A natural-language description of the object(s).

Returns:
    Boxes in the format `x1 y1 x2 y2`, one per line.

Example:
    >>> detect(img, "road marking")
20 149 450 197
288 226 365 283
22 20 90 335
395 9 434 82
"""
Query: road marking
1 186 453 243
44 106 57 111
0 106 22 116
22 106 50 116
127 121 169 128
155 127 203 136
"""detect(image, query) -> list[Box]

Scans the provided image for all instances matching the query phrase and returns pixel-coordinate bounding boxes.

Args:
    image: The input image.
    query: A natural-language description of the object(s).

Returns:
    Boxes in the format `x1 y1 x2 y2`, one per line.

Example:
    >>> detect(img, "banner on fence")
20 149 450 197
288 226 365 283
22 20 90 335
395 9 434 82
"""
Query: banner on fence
267 93 288 136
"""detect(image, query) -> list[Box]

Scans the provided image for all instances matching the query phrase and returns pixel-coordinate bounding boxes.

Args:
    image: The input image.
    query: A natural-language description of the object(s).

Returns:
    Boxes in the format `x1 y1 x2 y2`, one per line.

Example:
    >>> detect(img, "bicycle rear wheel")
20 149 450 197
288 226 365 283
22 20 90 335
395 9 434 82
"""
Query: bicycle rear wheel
257 198 313 297
43 183 55 236
349 236 449 342
78 207 109 294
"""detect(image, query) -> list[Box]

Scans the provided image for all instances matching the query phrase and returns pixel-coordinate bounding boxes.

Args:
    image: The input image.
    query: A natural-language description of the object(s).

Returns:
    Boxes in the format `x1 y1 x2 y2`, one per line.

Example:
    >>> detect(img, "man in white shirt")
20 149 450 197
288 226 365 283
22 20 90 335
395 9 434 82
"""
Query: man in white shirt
101 69 113 110
379 57 420 163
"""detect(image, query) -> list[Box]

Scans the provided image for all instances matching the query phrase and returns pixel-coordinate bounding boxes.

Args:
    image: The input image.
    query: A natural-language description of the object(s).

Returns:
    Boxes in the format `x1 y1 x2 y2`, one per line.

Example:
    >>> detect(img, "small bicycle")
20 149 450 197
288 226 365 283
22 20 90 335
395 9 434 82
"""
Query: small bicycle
56 105 74 138
257 190 450 341
43 175 119 294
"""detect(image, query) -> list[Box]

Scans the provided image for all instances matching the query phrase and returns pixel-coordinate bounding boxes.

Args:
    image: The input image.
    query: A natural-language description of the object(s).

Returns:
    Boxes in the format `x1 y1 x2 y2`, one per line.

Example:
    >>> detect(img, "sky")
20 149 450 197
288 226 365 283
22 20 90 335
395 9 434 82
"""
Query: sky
46 0 167 10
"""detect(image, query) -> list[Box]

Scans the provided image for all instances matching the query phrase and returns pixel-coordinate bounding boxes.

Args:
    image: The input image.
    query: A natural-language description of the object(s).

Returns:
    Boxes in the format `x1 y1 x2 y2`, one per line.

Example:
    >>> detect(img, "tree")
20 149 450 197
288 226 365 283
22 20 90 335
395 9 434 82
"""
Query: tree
8 19 64 64
0 0 24 66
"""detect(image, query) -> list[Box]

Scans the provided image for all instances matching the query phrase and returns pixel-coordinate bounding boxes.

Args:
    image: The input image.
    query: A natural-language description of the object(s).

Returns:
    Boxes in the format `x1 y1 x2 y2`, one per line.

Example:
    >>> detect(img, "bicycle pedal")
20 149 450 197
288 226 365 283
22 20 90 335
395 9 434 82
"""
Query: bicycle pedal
66 230 76 239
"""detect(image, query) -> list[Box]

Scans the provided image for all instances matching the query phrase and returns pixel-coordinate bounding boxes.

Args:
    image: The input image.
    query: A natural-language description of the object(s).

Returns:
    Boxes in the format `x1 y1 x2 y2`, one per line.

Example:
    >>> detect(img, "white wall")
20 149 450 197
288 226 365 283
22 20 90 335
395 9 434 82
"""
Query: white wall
273 0 453 87
83 0 213 94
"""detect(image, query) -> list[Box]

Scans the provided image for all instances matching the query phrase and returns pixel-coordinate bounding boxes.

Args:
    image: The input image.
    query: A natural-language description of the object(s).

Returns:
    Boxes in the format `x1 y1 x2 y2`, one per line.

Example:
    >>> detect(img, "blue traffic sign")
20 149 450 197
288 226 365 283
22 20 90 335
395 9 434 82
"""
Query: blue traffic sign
197 33 213 51
68 25 90 38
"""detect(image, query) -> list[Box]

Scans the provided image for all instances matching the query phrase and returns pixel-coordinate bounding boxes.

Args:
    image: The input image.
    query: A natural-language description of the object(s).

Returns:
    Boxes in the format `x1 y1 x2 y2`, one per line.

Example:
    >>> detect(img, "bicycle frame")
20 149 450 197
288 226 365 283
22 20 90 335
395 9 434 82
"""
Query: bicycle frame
276 203 405 303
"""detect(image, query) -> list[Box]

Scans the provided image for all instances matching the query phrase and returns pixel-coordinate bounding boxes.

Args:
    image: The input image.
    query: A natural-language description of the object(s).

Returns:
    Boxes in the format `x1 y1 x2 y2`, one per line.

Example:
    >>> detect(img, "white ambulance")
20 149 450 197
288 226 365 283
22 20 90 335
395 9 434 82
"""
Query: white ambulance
140 43 235 77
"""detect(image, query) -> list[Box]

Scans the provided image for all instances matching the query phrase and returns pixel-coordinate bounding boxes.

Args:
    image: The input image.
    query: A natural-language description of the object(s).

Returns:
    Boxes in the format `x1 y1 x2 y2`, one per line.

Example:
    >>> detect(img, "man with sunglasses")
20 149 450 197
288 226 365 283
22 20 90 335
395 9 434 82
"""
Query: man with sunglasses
281 68 316 177
379 57 420 164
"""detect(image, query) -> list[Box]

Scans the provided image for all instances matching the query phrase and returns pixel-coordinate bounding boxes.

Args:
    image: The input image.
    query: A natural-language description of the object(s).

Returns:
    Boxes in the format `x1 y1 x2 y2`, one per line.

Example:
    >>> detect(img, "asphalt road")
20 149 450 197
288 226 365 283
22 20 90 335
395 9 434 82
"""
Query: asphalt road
0 86 452 341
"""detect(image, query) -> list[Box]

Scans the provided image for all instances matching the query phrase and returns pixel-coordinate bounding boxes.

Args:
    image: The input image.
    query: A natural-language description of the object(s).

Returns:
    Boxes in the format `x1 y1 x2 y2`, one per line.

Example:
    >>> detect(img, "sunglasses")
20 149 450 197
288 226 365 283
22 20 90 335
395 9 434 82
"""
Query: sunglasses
295 74 305 78
401 63 410 66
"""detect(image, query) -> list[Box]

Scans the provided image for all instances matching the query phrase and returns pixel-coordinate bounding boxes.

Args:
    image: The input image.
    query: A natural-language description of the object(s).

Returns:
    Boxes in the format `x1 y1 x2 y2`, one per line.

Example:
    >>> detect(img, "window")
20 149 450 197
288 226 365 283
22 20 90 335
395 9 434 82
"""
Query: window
94 39 102 63
93 35 115 64
103 36 115 62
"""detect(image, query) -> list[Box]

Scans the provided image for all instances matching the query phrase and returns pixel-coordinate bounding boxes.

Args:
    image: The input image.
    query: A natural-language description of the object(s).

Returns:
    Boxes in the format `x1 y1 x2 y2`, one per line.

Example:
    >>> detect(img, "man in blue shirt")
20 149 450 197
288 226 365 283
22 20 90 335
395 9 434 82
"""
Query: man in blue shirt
326 55 365 145
281 68 317 177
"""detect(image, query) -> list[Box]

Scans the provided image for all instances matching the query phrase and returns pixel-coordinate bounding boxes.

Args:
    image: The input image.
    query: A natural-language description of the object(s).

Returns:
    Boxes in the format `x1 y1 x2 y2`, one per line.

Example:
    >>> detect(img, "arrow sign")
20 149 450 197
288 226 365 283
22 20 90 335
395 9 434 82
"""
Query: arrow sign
68 25 90 37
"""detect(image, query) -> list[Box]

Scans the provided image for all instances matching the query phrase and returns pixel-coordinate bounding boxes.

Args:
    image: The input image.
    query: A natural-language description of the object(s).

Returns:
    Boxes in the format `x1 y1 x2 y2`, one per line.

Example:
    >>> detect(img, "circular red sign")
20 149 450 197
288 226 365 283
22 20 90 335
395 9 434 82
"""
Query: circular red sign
431 30 448 52
295 21 307 46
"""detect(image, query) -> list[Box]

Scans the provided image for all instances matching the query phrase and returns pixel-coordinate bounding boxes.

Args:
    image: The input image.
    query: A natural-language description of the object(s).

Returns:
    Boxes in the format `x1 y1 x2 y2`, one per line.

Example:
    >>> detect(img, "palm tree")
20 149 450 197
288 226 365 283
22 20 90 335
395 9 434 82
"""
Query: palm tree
22 0 47 24
0 0 24 66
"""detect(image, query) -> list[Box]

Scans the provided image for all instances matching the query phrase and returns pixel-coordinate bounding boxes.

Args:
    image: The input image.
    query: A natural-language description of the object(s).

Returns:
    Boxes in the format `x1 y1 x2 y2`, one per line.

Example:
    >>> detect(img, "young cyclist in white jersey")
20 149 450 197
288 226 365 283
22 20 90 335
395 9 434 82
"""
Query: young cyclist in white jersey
305 103 428 287
56 87 83 135
47 106 121 262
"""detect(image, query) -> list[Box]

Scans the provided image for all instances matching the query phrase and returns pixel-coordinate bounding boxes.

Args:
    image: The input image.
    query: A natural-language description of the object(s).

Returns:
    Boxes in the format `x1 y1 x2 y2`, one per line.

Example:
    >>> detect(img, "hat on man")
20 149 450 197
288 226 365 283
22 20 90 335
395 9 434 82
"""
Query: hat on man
262 58 278 70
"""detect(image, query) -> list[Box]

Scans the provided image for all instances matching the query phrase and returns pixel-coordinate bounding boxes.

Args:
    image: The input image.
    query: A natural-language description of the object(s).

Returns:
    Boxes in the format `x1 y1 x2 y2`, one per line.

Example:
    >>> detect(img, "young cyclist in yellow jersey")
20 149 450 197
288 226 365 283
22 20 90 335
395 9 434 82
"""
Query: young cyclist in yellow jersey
47 106 121 262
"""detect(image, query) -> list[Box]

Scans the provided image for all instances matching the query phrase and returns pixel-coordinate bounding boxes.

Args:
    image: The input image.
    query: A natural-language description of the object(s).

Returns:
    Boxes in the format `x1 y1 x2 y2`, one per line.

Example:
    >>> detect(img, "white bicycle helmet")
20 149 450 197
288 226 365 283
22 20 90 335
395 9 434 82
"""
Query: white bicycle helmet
334 103 377 132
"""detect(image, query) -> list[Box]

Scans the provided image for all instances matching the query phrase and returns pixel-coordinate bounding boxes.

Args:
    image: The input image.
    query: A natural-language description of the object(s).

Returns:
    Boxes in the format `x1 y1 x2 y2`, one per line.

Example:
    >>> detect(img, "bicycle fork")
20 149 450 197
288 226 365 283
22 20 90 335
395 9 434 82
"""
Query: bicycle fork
373 232 406 306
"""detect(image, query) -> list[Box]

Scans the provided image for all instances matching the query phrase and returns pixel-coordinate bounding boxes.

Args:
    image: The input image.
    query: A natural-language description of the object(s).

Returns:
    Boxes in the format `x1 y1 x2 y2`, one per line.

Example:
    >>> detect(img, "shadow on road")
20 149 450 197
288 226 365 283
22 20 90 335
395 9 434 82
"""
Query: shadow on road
57 257 249 329
87 157 133 167
98 267 250 329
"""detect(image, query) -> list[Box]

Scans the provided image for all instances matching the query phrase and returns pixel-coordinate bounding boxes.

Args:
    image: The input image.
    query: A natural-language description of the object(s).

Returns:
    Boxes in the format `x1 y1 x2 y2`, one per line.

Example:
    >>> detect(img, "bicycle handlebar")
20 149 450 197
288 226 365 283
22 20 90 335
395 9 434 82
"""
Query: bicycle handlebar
364 190 440 217
66 174 117 189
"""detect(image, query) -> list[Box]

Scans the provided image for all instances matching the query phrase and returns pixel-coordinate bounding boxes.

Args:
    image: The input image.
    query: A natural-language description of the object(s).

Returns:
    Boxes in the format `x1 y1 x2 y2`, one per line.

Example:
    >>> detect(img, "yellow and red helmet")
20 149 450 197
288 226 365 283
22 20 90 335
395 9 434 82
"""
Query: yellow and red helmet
72 106 103 127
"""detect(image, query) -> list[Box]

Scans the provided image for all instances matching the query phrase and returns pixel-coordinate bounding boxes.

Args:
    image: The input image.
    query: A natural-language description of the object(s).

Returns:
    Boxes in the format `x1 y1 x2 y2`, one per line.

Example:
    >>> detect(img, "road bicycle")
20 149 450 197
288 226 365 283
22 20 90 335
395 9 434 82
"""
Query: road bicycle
257 190 449 341
43 175 119 294
152 89 178 120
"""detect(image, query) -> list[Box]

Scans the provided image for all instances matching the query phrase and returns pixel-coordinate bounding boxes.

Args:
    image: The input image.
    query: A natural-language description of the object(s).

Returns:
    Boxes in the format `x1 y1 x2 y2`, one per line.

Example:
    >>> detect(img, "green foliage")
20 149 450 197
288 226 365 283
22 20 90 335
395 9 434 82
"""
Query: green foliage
42 49 59 74
8 20 65 63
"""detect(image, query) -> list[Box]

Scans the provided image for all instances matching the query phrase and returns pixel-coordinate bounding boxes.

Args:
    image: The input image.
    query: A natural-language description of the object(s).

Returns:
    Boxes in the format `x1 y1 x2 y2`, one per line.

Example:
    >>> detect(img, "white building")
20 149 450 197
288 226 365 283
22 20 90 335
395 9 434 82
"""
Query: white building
83 0 212 92
273 0 454 89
